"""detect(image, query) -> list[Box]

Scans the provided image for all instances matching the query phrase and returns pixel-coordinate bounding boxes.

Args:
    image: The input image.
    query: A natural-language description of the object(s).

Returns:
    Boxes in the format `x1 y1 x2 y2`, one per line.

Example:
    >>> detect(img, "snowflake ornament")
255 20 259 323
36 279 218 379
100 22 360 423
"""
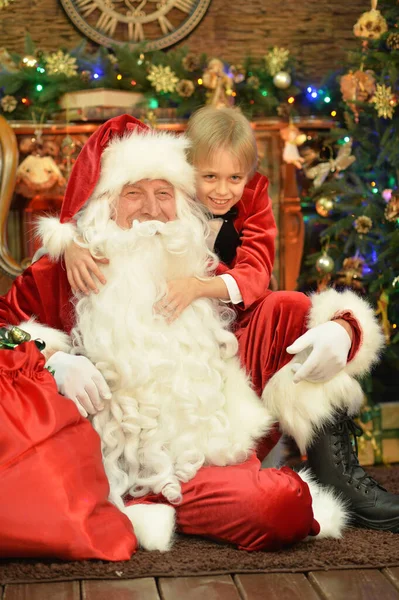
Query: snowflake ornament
147 65 179 93
371 84 396 119
45 50 78 77
264 47 290 76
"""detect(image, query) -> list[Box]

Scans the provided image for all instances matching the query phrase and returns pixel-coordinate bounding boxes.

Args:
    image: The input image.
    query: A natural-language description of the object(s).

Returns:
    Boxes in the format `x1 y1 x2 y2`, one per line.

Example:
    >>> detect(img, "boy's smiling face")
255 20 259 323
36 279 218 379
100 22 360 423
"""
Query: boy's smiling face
195 148 249 215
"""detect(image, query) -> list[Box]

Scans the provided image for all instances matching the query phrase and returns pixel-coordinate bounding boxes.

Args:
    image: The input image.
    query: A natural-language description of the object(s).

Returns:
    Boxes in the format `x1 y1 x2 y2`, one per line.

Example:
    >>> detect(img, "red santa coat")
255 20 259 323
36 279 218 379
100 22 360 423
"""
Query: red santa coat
0 257 74 335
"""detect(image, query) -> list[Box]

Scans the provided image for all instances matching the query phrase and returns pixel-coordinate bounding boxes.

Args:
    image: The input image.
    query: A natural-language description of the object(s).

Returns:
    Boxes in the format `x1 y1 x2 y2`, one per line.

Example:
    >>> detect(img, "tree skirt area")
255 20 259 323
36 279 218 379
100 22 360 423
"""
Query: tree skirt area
1 466 398 584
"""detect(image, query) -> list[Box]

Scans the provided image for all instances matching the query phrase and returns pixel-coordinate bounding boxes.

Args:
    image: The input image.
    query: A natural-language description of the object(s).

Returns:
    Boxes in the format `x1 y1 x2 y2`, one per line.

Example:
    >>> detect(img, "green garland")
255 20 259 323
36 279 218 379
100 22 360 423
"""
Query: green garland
0 34 329 121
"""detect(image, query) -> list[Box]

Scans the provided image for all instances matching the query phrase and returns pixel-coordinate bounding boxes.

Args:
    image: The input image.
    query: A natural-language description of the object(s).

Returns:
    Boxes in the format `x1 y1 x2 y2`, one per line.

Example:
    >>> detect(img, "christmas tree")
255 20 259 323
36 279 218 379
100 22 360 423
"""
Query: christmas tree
299 0 399 404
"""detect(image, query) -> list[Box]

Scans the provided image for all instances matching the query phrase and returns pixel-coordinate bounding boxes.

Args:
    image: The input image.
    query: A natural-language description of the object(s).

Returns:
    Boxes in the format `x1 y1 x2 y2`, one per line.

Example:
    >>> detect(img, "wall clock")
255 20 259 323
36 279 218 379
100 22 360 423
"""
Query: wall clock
60 0 212 51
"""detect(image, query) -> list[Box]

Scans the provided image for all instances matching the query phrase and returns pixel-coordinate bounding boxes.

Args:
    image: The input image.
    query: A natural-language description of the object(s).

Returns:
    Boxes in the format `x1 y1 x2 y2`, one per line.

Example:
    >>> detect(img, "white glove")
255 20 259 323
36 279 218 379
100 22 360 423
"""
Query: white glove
46 351 112 417
286 321 352 384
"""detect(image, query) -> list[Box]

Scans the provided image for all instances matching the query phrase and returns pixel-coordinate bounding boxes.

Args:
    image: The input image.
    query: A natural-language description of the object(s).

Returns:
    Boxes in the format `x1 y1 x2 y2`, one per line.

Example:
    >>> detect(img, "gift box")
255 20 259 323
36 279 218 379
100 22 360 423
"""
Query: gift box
60 88 144 109
58 88 145 121
356 401 399 465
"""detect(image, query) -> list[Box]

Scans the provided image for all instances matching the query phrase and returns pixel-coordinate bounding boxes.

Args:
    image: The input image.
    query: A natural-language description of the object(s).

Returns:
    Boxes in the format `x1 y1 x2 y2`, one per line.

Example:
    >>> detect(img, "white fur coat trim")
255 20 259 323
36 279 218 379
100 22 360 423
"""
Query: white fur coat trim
19 318 72 354
262 360 364 453
95 131 196 200
308 288 384 377
123 504 176 552
35 217 76 261
297 469 348 539
262 288 384 453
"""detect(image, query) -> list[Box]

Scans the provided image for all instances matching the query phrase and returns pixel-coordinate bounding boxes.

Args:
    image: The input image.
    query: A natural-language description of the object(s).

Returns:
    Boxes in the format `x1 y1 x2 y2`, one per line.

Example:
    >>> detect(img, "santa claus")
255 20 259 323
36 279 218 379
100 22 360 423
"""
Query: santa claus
0 116 350 553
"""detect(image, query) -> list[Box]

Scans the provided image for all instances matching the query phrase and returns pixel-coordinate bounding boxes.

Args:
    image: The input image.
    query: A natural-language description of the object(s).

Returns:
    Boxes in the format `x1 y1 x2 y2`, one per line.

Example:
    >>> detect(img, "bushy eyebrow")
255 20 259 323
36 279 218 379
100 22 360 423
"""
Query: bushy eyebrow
124 183 174 191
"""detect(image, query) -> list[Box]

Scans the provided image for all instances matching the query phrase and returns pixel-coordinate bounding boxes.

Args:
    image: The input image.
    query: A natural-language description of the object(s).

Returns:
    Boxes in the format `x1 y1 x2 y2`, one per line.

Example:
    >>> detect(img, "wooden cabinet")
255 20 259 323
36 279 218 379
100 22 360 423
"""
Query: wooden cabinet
0 117 332 294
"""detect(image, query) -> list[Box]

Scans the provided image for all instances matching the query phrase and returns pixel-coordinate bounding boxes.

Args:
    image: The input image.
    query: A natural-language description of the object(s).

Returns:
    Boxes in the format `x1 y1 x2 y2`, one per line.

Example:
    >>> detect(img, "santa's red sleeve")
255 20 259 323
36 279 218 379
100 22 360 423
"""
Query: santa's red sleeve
216 173 277 309
0 257 74 355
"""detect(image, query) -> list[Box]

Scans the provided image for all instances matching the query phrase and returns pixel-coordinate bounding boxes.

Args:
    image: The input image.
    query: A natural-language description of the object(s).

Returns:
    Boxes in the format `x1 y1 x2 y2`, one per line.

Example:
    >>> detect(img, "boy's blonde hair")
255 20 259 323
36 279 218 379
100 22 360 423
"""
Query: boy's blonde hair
185 106 258 177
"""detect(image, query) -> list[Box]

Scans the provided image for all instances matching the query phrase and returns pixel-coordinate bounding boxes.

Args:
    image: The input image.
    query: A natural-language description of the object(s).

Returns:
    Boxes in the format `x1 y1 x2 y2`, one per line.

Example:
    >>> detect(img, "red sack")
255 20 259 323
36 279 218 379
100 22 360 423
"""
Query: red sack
0 342 137 560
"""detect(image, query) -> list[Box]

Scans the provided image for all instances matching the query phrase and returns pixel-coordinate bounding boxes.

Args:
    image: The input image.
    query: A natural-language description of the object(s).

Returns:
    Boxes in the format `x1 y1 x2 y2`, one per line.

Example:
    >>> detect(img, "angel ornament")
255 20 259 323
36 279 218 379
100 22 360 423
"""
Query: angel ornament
304 140 356 188
202 58 234 108
280 123 307 169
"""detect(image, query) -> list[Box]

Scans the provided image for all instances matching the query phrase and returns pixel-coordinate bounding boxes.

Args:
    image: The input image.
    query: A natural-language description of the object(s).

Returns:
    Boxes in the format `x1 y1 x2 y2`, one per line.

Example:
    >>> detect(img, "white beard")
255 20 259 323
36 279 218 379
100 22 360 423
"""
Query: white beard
71 218 272 509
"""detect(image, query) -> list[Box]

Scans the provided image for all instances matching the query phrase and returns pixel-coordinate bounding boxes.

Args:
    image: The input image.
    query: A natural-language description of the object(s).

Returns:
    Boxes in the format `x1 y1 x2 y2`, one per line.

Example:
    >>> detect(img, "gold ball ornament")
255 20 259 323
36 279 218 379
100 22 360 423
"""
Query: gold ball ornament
273 71 292 89
315 196 335 217
316 253 335 274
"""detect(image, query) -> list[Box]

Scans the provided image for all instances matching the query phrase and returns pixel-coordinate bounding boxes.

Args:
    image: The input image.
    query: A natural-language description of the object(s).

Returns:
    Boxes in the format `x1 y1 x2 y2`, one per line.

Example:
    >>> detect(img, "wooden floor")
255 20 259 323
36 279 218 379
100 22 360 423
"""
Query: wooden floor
2 569 399 600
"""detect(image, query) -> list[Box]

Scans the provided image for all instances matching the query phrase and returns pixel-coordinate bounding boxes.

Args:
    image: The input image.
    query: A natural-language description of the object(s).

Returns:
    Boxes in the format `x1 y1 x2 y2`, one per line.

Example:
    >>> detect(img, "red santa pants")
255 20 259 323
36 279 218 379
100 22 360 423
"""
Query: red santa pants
126 454 319 551
235 290 311 458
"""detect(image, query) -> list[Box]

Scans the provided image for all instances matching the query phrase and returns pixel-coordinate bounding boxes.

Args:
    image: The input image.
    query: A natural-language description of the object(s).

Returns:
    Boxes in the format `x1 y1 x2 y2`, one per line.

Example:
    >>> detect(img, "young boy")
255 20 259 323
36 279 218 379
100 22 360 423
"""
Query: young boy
38 109 399 533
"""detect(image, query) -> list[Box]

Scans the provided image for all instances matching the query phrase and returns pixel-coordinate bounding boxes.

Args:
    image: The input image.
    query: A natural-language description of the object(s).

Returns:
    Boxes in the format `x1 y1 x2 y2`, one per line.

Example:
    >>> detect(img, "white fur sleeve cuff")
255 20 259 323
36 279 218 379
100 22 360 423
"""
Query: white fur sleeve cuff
19 319 72 355
307 288 385 377
36 216 77 261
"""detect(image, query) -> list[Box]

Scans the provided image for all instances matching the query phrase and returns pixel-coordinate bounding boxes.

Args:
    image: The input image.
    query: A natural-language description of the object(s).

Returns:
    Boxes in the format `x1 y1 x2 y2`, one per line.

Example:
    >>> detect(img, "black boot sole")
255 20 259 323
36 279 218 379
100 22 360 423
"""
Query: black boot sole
352 514 399 534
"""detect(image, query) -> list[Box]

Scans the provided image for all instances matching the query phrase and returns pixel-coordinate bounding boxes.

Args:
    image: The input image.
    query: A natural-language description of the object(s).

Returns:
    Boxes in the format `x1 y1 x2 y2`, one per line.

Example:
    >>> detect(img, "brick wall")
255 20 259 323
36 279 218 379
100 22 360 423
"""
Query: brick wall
0 0 365 82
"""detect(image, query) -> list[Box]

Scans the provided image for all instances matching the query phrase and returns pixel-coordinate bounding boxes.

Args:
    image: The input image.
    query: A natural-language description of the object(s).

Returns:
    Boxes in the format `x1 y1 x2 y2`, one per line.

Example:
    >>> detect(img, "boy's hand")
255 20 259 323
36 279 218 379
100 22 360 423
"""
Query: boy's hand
286 321 352 383
65 241 109 295
154 278 201 324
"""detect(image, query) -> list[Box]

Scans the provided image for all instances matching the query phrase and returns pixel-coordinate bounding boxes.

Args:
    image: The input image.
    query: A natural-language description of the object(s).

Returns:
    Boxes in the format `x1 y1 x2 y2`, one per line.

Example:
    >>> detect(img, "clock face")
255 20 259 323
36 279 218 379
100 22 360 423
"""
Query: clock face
60 0 212 50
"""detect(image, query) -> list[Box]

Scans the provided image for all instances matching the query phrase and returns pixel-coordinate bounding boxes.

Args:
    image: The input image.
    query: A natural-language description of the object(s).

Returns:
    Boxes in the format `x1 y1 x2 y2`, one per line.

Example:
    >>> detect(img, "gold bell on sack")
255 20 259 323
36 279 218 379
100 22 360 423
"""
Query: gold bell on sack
9 326 31 344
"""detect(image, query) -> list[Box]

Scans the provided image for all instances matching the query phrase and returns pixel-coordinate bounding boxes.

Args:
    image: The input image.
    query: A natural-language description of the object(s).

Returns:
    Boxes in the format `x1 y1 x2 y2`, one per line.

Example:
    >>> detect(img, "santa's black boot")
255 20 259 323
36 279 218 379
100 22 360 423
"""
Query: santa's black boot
306 411 399 533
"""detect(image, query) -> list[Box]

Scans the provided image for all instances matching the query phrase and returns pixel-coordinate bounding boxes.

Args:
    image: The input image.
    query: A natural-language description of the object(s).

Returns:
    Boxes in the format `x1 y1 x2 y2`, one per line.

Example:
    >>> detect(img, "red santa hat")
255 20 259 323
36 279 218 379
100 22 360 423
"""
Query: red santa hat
37 114 196 258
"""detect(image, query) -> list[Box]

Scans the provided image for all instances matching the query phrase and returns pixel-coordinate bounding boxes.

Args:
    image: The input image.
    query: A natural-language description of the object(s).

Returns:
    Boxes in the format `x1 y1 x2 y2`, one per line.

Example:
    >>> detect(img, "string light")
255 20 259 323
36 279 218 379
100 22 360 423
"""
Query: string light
344 136 350 143
36 84 43 92
131 80 137 86
324 96 331 103
21 97 28 104
261 90 268 97
288 96 295 104
331 110 337 117
197 78 203 85
93 73 100 79
116 74 122 80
